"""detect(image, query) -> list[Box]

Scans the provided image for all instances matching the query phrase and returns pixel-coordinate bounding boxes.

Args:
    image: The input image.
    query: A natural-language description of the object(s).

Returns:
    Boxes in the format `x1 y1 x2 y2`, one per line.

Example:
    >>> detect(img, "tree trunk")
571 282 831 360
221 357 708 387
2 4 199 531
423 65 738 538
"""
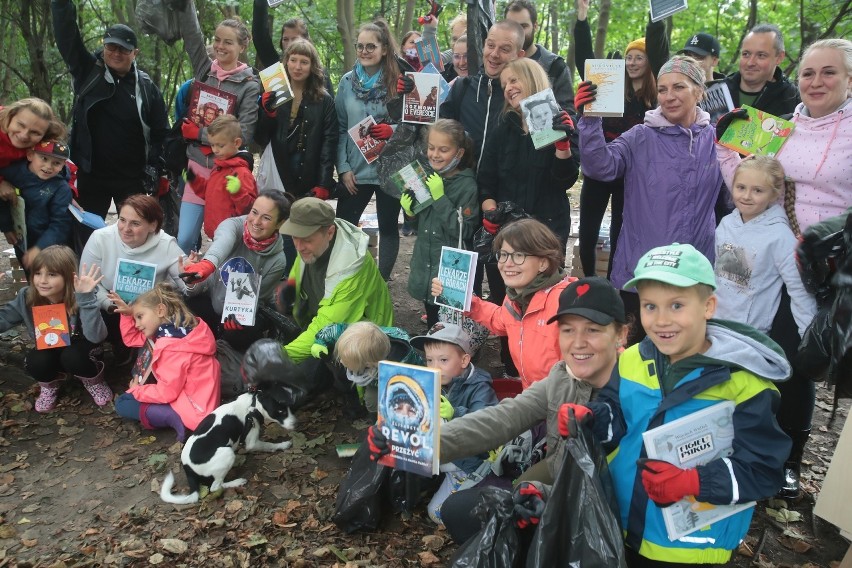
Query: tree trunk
19 0 53 102
549 2 559 55
402 0 417 37
593 0 611 59
337 0 356 72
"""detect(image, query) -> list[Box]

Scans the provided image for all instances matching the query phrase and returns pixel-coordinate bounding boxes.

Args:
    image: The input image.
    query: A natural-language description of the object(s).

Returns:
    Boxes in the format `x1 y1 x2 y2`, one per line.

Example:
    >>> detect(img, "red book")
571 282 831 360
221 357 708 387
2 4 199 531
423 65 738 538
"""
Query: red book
32 304 71 350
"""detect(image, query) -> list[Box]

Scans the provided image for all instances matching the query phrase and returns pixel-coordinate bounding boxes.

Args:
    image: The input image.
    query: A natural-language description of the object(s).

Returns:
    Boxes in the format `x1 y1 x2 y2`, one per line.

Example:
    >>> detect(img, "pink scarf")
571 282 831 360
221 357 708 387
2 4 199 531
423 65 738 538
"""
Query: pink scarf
210 60 249 82
243 219 278 252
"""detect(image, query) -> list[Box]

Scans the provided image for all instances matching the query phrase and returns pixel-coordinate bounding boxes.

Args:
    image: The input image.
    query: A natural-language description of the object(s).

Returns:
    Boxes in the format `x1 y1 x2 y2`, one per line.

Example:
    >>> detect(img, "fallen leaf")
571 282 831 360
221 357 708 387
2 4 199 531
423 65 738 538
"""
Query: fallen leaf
242 534 268 548
418 550 440 566
272 510 289 526
149 552 164 564
310 468 328 481
0 526 16 538
225 500 244 513
160 538 188 554
422 535 444 551
766 507 802 523
312 546 330 558
137 436 157 445
20 538 37 547
147 454 168 466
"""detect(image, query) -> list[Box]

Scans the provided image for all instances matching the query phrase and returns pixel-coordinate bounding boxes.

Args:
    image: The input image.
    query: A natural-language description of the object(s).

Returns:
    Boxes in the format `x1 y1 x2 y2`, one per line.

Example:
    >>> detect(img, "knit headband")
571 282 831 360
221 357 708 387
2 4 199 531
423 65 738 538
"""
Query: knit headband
658 55 705 87
625 38 646 54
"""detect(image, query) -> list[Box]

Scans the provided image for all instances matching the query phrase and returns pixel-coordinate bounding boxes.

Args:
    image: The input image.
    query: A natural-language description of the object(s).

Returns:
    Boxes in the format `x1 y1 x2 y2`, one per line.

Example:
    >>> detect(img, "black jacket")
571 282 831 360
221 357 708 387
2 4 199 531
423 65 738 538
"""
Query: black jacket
52 0 168 175
440 72 505 167
254 93 339 196
722 66 801 117
477 112 580 242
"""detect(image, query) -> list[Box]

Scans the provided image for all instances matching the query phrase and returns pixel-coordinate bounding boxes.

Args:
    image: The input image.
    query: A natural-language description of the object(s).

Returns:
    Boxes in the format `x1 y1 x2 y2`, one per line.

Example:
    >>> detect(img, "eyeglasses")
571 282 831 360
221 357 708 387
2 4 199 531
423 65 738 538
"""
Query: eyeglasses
452 53 468 61
495 250 531 265
104 43 133 55
355 43 379 54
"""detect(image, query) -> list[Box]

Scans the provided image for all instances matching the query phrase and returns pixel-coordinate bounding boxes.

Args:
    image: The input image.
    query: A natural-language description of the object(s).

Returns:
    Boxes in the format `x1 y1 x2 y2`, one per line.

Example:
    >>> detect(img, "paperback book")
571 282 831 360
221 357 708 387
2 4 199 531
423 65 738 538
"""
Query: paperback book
415 34 444 71
114 258 157 304
420 63 451 105
717 105 795 157
649 0 688 22
186 81 238 127
68 203 106 230
348 116 386 164
435 246 478 312
32 304 70 350
642 401 754 541
520 88 567 150
221 272 261 326
131 339 156 385
700 81 735 124
391 161 433 213
258 61 294 108
402 73 440 125
377 361 441 477
583 59 626 117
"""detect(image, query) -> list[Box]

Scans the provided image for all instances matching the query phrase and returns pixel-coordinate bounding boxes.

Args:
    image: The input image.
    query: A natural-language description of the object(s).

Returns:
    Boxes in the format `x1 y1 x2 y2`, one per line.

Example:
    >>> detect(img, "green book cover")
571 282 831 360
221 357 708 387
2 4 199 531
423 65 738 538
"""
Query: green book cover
718 105 795 157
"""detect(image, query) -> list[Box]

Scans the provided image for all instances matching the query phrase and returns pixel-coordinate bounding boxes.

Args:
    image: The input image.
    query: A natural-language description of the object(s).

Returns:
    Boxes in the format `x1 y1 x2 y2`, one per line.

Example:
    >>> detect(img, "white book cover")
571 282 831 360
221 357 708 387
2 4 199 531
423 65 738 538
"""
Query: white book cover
114 258 157 304
583 59 626 118
435 246 478 312
520 88 567 150
221 272 261 326
642 401 755 541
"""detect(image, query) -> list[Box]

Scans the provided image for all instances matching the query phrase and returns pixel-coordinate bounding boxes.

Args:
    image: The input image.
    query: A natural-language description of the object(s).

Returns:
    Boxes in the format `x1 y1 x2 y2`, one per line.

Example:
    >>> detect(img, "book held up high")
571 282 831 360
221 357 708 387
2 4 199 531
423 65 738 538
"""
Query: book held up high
649 0 688 22
348 116 386 165
114 259 157 304
583 59 626 117
415 34 444 71
402 73 440 125
717 105 795 157
221 272 261 326
258 62 294 108
435 247 478 312
377 361 441 477
32 304 70 350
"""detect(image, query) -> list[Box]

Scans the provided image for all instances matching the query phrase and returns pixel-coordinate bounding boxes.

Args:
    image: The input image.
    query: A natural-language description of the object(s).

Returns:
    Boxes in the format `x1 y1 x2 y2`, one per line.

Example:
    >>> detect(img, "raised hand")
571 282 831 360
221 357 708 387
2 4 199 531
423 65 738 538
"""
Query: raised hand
106 291 133 315
430 277 444 298
74 263 105 294
574 81 598 116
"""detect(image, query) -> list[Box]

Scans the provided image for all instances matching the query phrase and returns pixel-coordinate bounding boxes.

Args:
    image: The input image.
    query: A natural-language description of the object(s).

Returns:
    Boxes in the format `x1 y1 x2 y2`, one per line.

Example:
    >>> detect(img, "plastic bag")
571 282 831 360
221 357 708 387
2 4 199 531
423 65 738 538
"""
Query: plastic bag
525 424 627 568
450 487 520 568
796 308 832 381
472 202 530 261
375 123 426 198
332 441 391 533
216 339 247 399
438 306 490 356
256 142 286 192
135 0 185 45
240 338 309 401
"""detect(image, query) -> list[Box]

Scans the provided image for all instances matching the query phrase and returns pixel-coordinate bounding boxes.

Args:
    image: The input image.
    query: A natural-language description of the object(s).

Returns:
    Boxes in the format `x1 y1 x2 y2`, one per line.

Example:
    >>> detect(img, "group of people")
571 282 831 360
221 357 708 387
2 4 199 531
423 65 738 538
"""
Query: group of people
0 0 849 565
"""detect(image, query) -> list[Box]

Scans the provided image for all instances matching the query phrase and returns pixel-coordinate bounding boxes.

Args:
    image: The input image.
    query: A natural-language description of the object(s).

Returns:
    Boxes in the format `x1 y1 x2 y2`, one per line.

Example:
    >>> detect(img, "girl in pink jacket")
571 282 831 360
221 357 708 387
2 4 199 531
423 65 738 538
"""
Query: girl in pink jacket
110 283 221 441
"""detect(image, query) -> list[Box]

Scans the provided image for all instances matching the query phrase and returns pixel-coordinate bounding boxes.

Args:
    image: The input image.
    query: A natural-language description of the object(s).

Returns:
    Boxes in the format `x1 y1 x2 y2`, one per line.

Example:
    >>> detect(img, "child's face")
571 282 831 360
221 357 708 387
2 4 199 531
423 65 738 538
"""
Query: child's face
27 151 65 181
208 132 241 160
427 130 462 173
32 266 65 303
732 169 777 223
529 104 552 130
424 342 470 385
132 303 167 338
638 282 717 364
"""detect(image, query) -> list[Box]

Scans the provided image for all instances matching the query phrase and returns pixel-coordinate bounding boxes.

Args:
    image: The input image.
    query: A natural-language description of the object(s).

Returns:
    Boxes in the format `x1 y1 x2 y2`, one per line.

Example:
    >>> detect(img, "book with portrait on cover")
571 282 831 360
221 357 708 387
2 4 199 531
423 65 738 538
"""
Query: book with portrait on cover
435 246 478 312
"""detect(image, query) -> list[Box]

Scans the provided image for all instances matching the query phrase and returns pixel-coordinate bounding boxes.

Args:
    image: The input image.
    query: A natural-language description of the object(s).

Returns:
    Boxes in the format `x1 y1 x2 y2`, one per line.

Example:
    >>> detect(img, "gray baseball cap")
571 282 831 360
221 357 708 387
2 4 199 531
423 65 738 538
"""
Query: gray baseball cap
410 322 471 354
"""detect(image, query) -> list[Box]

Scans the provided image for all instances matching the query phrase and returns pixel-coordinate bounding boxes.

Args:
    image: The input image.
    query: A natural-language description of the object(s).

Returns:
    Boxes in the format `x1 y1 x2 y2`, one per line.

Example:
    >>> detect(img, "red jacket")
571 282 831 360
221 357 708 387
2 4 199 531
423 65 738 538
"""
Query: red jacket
121 315 221 430
0 129 28 169
467 276 574 389
190 154 257 238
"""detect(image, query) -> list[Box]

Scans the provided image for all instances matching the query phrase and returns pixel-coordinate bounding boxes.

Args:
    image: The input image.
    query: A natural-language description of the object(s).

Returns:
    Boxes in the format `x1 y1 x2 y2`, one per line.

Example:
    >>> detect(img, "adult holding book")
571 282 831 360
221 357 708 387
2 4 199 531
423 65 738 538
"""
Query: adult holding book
175 0 261 254
577 55 723 337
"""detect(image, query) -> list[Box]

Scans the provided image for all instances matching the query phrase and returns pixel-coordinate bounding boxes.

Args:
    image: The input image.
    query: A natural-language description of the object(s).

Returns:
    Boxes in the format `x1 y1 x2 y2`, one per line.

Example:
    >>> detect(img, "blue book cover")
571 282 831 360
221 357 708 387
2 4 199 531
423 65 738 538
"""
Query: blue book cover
420 63 450 105
414 34 443 71
68 203 106 230
435 246 478 312
114 258 157 303
377 361 441 477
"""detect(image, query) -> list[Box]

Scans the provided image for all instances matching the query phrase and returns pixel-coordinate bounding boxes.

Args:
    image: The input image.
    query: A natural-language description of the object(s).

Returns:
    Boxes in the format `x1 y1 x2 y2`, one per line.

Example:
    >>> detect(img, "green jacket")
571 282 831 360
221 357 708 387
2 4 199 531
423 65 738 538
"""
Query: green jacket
407 169 480 303
285 219 393 362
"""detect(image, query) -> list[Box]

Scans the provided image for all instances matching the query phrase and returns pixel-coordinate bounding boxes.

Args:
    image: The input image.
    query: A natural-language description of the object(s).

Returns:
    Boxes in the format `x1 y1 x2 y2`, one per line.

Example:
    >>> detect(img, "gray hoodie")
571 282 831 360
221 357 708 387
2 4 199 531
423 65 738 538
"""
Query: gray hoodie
0 288 107 344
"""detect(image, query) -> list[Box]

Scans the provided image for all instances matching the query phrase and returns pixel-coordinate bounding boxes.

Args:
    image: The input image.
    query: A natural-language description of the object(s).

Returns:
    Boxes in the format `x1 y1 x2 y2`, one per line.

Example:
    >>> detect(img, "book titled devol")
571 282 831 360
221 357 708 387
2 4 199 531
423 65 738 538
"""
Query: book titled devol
717 105 795 157
32 304 70 350
435 246 478 312
114 259 157 304
377 361 441 477
221 272 261 326
583 59 626 117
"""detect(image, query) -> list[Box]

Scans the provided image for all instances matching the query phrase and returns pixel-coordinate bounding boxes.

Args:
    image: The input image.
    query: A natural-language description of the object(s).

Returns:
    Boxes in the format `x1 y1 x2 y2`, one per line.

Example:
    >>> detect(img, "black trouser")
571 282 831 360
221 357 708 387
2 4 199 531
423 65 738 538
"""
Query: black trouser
578 176 624 278
335 183 400 280
74 172 146 250
25 337 99 382
771 286 815 433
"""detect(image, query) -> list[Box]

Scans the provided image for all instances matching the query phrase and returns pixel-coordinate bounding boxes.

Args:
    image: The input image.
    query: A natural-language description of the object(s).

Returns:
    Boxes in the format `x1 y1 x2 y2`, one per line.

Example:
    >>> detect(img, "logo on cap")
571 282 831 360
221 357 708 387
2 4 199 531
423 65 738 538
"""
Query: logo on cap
642 250 683 269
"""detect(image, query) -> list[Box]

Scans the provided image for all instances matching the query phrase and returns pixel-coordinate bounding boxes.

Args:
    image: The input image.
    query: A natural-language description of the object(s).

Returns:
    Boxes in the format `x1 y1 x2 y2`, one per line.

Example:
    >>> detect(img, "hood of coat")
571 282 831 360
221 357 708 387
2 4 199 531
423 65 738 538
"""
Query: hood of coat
156 319 217 356
728 203 790 228
644 105 712 130
107 223 169 256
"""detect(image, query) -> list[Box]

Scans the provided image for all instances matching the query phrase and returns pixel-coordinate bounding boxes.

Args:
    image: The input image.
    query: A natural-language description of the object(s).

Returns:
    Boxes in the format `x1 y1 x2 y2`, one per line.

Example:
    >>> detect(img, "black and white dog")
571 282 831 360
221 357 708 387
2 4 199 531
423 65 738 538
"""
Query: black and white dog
160 385 299 504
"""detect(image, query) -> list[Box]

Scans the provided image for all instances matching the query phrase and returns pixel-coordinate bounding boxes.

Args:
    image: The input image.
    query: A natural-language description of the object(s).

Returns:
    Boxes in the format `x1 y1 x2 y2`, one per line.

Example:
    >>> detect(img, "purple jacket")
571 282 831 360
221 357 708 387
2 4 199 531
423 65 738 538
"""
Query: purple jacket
578 108 723 289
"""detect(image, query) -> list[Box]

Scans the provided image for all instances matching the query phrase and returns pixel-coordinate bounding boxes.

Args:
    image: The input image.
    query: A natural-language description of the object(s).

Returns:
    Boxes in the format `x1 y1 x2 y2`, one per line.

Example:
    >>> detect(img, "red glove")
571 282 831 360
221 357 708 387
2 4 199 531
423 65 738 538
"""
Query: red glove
512 482 546 528
179 259 216 283
557 403 593 437
397 75 415 95
181 118 201 141
482 218 501 235
223 314 244 331
367 424 390 461
638 458 700 507
369 123 394 140
308 186 330 200
261 91 279 117
157 175 170 198
574 81 598 116
417 0 443 24
553 110 575 151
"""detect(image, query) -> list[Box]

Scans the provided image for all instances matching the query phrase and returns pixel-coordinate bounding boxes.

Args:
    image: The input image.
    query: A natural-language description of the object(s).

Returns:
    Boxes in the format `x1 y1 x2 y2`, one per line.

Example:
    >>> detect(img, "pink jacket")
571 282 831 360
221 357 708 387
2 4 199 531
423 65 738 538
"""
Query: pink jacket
121 315 221 430
467 276 573 389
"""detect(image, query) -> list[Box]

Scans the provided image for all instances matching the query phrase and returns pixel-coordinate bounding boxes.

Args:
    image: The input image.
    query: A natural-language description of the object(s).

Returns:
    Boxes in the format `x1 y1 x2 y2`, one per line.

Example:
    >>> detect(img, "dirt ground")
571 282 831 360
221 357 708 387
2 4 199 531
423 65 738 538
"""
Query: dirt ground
0 198 848 567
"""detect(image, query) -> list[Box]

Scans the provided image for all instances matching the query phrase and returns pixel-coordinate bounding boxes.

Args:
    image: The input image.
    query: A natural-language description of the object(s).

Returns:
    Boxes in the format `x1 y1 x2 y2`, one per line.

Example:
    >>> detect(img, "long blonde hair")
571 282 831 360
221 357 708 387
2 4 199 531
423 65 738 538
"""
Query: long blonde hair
501 58 551 117
133 283 198 329
0 98 66 143
734 155 800 236
27 245 79 313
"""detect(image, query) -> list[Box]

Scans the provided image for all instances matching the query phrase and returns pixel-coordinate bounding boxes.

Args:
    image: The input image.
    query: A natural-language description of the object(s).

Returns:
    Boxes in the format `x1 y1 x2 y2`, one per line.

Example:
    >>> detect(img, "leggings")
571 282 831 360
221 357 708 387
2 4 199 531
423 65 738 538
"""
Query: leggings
335 183 400 280
25 336 99 382
770 286 815 432
578 176 624 278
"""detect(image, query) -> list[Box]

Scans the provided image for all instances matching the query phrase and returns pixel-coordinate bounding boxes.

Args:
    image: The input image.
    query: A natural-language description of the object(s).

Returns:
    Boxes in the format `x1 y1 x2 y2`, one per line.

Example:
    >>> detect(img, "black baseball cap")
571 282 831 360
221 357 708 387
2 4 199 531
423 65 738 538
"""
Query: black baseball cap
547 277 626 326
103 24 138 51
679 33 721 58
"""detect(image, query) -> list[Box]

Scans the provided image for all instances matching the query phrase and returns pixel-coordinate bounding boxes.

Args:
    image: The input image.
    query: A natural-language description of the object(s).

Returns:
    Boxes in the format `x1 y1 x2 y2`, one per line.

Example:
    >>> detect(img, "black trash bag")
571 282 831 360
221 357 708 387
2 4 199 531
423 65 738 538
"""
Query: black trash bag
159 172 182 237
472 202 530 261
830 212 852 394
332 440 391 533
135 0 185 45
162 119 189 176
240 339 309 403
449 487 520 568
258 304 301 345
526 423 627 568
216 339 247 400
796 307 833 381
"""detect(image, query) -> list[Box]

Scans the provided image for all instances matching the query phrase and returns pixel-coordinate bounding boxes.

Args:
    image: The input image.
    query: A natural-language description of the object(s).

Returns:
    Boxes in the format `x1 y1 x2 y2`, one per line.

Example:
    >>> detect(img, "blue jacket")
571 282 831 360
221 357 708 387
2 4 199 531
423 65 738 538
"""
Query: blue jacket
0 161 73 251
444 365 498 473
590 320 792 564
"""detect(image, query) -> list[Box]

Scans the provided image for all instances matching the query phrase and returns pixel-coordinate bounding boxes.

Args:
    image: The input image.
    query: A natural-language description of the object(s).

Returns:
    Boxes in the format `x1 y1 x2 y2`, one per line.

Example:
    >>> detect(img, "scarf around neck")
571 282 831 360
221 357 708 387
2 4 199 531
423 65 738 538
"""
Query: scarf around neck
506 268 566 315
211 60 249 82
353 62 386 102
243 218 278 252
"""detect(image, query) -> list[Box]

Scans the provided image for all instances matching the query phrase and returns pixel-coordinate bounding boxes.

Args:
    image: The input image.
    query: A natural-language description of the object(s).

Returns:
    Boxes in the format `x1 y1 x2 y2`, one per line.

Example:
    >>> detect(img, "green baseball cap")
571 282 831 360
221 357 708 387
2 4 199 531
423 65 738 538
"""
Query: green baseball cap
279 197 336 237
624 243 717 290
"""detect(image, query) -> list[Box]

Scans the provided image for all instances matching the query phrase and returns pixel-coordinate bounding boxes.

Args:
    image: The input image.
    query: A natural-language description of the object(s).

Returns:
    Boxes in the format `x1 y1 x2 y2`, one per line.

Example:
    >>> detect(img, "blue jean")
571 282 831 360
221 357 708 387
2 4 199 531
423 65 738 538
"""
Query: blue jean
115 392 142 421
177 201 205 254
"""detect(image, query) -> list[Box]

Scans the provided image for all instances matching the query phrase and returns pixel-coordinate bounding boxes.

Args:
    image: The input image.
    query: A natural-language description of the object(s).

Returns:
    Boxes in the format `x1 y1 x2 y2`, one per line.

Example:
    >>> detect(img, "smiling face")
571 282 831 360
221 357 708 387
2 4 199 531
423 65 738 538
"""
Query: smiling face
32 266 65 303
424 342 470 385
739 32 785 91
657 72 702 128
497 242 548 289
427 130 462 173
6 109 49 149
27 151 65 181
558 315 625 388
483 27 522 79
213 25 245 69
356 30 386 71
287 53 312 84
452 39 469 76
625 49 649 80
501 67 530 109
799 47 852 119
638 282 716 364
246 196 284 240
103 43 138 76
132 303 167 339
117 205 157 248
732 168 778 222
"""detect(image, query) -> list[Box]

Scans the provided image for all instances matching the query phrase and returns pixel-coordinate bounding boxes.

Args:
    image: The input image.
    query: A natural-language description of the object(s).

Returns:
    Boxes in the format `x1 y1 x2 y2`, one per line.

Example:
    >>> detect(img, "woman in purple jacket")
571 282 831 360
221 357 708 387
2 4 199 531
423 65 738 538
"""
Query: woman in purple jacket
577 55 723 336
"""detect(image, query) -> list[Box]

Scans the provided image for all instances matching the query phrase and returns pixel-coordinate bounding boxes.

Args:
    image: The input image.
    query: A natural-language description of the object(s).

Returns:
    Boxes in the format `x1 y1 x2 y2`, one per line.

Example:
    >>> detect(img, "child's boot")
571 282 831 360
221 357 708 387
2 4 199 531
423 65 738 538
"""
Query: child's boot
141 403 187 442
778 428 810 499
76 361 113 407
35 374 66 413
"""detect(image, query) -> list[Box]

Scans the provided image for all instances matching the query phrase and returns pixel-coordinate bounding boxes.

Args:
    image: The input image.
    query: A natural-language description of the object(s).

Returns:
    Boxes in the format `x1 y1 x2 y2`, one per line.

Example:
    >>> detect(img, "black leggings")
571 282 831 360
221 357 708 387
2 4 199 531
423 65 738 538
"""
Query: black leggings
770 287 815 432
25 337 99 382
335 183 400 280
578 176 624 278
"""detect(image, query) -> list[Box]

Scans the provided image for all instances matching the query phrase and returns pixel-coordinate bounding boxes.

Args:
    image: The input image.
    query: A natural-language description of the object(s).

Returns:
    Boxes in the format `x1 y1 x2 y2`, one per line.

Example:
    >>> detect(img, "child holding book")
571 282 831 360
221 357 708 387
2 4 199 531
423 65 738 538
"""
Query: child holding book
184 115 257 239
0 245 111 412
110 283 221 442
404 119 479 328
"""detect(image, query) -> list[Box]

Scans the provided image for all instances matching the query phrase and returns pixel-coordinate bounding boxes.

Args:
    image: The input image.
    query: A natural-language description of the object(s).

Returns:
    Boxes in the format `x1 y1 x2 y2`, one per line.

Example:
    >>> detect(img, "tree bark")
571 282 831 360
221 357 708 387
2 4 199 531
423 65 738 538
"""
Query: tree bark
593 0 611 59
337 0 356 71
402 0 417 37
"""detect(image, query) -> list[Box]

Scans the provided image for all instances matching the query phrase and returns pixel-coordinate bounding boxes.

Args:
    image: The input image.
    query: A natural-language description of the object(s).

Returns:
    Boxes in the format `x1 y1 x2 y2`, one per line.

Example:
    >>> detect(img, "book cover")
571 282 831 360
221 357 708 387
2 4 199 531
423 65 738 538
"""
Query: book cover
402 73 440 125
186 81 238 127
32 304 70 350
131 339 156 385
68 203 106 230
348 116 386 165
377 360 441 477
718 105 795 157
435 246 478 312
642 401 754 541
221 271 261 326
649 0 688 22
336 443 361 458
520 88 567 150
583 59 626 117
114 258 157 304
415 34 444 71
267 0 286 6
700 82 735 124
258 62 294 108
420 63 451 105
391 161 433 213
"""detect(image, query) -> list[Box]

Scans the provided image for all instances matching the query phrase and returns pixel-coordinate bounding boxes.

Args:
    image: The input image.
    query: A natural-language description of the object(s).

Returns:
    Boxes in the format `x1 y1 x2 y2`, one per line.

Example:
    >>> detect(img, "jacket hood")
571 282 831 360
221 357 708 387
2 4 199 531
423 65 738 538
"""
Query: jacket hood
221 65 257 84
448 364 493 390
644 106 711 129
107 223 170 256
324 219 371 294
729 203 790 228
699 319 791 382
157 319 217 356
213 154 253 170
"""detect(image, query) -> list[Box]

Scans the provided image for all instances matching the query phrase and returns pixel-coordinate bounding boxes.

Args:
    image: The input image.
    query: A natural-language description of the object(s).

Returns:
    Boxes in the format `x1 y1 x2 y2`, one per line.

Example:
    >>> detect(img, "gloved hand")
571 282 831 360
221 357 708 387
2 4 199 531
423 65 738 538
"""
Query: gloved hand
607 50 623 59
574 81 598 116
400 193 415 216
223 313 244 331
482 209 501 235
397 74 415 95
181 118 201 141
308 186 330 200
417 0 443 24
369 122 394 140
439 395 454 420
261 91 287 117
512 481 546 528
143 165 159 195
310 343 329 359
225 175 242 194
367 424 390 462
715 108 749 142
179 259 216 283
426 172 444 201
557 403 593 437
637 458 700 507
157 175 170 198
553 110 574 152
275 277 296 315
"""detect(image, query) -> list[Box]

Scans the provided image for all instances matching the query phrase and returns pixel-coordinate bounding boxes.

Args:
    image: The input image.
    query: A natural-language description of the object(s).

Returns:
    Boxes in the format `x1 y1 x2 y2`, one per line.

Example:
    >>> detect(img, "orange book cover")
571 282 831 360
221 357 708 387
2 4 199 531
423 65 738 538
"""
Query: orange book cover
32 304 71 350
